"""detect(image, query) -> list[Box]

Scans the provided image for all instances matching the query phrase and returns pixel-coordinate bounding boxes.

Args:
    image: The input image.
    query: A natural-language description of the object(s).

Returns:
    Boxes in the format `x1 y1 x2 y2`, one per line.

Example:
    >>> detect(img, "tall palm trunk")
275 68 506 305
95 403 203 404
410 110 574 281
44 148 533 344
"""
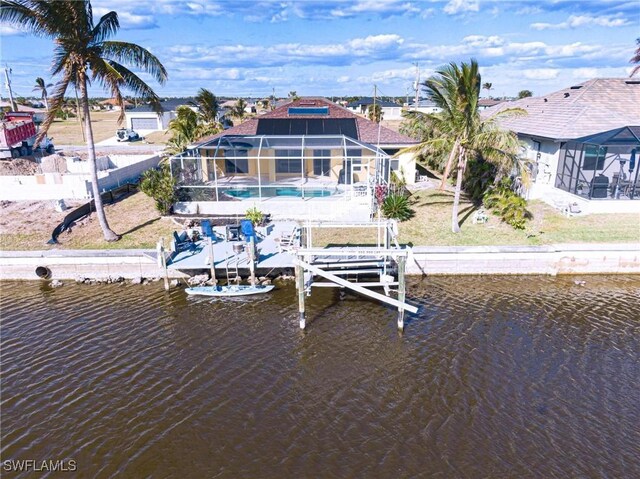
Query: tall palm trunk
79 73 119 241
451 146 467 233
439 139 460 190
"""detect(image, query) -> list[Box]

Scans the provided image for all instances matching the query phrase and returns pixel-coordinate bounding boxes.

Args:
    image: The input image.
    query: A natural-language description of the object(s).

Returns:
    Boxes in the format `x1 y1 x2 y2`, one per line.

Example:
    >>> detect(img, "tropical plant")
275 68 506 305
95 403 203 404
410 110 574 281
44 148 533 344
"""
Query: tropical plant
630 38 640 77
1 0 167 242
139 164 176 215
191 88 220 125
462 158 497 203
288 91 299 101
483 177 531 229
367 103 383 123
165 105 220 154
482 82 493 98
231 98 247 121
518 90 533 99
381 194 414 222
32 77 52 110
400 59 523 233
244 206 264 226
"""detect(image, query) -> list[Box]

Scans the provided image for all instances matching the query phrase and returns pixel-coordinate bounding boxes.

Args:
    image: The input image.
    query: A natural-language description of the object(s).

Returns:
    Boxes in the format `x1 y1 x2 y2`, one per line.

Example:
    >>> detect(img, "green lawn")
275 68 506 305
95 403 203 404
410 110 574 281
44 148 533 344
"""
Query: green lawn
400 188 639 246
1 188 637 251
311 188 639 247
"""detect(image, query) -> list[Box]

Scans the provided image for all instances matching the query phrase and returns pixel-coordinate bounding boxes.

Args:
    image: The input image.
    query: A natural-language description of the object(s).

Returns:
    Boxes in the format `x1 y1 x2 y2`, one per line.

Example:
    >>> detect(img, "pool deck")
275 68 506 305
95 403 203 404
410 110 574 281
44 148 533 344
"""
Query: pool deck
166 221 299 273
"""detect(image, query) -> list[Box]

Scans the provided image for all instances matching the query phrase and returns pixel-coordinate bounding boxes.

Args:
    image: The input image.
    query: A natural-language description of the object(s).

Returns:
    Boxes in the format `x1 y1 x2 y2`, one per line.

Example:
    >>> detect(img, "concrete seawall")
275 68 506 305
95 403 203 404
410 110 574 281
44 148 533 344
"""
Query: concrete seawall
0 249 183 281
1 243 639 280
408 243 640 276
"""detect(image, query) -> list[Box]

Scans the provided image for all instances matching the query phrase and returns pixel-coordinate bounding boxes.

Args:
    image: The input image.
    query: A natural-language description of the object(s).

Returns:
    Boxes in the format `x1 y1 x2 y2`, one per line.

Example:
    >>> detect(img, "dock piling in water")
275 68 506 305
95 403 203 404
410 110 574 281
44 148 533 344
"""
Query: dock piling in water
295 263 306 329
397 255 406 331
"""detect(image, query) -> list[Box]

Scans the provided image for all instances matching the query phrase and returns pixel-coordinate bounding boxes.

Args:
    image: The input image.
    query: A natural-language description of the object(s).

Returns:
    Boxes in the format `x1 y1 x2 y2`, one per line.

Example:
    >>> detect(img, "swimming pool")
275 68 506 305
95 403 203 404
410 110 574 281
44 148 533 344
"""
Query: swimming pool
224 186 334 198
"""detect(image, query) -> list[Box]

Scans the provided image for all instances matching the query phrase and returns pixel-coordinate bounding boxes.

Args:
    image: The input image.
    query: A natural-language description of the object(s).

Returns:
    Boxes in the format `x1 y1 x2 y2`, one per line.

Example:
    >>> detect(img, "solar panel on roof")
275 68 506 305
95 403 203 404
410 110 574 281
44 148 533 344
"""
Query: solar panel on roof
288 107 329 115
256 119 358 139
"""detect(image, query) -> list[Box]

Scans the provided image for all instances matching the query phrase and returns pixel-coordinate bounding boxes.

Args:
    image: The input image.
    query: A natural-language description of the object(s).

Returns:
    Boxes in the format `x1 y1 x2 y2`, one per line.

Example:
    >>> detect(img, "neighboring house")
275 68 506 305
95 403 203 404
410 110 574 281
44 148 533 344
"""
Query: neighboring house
346 97 403 120
487 78 640 213
170 97 419 220
99 98 133 111
404 99 442 114
124 98 193 132
478 98 505 110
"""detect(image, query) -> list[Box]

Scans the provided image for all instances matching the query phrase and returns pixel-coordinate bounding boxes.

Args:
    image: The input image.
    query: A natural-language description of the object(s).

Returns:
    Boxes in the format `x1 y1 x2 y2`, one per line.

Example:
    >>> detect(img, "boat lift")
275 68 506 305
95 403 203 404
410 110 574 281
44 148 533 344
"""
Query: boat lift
294 220 417 331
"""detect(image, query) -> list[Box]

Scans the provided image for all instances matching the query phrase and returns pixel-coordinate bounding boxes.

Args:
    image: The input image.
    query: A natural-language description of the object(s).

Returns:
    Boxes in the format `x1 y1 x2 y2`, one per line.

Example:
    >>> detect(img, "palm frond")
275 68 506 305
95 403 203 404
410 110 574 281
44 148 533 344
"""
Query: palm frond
101 41 168 85
92 10 119 43
36 72 72 144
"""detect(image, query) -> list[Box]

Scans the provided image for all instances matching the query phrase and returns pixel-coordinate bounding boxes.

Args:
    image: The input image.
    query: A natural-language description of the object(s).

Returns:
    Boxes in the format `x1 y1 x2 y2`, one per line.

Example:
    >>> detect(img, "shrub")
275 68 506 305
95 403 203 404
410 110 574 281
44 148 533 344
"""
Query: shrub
245 206 264 226
139 164 176 215
483 178 531 229
463 159 497 203
381 194 414 221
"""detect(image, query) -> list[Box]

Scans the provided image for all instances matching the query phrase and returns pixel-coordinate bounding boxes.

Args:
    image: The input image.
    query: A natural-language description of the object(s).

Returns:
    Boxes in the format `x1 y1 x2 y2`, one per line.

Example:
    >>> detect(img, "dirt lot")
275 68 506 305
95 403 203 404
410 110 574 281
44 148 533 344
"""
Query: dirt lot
0 199 84 241
0 192 176 250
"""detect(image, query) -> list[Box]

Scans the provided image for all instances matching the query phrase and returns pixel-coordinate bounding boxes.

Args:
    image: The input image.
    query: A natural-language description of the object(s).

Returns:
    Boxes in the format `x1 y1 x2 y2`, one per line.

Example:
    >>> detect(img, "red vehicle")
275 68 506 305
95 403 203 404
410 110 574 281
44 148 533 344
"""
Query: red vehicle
0 111 54 159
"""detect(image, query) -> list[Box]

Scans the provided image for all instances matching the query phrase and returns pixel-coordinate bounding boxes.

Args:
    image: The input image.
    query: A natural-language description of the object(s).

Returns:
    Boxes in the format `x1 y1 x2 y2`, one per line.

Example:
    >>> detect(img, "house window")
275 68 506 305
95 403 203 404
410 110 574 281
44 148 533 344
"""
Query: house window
276 149 302 173
582 145 606 171
313 149 331 176
225 150 248 174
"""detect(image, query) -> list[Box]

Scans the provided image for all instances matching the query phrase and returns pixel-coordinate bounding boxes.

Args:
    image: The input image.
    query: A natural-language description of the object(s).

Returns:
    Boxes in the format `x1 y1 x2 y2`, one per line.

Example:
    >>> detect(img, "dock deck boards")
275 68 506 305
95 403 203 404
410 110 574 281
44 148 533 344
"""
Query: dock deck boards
167 221 298 271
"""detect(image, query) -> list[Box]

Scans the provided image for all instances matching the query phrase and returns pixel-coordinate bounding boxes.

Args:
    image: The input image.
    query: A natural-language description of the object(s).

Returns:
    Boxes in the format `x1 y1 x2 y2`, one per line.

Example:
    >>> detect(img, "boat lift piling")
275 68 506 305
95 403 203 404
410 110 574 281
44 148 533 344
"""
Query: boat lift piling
293 248 417 331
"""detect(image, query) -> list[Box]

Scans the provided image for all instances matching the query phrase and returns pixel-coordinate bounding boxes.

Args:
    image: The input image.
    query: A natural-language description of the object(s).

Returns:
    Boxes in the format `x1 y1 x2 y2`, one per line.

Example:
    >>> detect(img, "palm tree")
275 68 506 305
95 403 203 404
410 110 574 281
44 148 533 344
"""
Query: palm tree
482 82 493 98
1 0 167 242
367 103 383 123
166 105 219 155
630 38 640 77
403 59 522 233
231 98 247 122
191 88 219 125
32 77 52 110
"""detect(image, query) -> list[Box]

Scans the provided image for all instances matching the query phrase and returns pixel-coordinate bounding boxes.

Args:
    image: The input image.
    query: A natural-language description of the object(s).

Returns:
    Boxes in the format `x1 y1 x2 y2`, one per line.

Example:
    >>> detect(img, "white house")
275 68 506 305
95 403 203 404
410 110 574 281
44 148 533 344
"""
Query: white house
124 98 193 132
404 99 442 115
487 78 640 213
346 98 404 120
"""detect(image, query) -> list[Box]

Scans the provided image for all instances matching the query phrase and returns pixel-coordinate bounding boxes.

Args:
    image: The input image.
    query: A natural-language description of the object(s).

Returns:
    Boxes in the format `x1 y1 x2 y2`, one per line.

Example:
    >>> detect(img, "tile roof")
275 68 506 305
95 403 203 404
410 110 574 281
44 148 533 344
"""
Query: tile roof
128 98 194 113
199 97 417 146
346 97 401 108
485 78 640 140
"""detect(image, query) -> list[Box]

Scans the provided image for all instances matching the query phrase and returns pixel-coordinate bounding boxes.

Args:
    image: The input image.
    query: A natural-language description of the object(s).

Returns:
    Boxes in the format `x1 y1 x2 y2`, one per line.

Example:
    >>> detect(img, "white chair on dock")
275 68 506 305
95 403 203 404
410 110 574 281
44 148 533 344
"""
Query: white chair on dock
276 226 300 253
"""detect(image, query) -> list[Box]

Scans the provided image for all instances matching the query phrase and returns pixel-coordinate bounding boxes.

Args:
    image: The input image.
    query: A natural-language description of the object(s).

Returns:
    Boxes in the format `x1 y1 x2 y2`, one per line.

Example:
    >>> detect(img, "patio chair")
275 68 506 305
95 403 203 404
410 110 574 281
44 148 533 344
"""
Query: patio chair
201 219 215 239
277 226 300 253
172 230 194 253
591 174 609 198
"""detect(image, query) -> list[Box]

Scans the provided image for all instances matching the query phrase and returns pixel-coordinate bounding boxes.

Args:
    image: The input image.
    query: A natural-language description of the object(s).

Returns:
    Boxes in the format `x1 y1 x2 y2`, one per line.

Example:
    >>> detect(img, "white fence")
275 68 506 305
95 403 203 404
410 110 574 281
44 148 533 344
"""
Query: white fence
0 154 160 201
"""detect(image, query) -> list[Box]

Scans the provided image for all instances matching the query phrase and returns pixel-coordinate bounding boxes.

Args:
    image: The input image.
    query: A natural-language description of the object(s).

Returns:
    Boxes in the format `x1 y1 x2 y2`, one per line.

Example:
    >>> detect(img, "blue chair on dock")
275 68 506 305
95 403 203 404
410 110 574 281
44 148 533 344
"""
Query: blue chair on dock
201 219 214 239
240 219 256 243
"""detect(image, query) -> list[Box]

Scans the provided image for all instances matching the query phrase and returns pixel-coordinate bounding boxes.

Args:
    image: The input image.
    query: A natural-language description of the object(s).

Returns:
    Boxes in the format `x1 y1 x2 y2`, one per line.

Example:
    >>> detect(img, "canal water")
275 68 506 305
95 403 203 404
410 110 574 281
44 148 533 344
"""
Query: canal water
1 276 639 478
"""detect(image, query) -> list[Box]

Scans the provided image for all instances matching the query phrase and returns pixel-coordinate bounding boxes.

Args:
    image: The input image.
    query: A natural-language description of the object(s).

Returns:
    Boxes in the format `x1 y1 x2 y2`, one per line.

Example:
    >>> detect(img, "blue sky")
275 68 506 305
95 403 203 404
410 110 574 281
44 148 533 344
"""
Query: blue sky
1 0 638 100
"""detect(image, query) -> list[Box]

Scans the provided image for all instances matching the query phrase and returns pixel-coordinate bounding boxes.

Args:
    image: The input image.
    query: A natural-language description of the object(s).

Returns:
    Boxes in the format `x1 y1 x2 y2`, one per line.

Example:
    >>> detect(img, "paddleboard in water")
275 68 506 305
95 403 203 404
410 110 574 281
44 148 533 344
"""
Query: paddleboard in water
185 284 275 297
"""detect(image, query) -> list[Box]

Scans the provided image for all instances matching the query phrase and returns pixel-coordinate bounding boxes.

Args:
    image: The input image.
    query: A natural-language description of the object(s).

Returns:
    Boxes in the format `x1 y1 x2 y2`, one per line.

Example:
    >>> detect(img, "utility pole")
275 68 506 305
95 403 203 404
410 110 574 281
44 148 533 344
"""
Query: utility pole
4 67 18 111
413 62 420 111
373 84 377 121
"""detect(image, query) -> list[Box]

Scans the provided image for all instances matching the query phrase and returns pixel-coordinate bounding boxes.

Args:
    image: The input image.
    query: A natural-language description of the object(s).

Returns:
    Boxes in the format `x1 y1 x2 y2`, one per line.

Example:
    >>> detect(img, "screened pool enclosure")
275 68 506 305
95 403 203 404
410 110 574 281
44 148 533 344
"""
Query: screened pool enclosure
555 127 640 200
170 135 392 204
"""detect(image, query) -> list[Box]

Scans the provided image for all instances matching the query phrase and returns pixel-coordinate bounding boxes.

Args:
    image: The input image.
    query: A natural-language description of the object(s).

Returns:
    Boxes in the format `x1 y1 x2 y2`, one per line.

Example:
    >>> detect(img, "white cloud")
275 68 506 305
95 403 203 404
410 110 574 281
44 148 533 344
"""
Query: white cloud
521 69 559 80
93 7 157 28
0 25 24 36
531 14 630 30
443 0 479 15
